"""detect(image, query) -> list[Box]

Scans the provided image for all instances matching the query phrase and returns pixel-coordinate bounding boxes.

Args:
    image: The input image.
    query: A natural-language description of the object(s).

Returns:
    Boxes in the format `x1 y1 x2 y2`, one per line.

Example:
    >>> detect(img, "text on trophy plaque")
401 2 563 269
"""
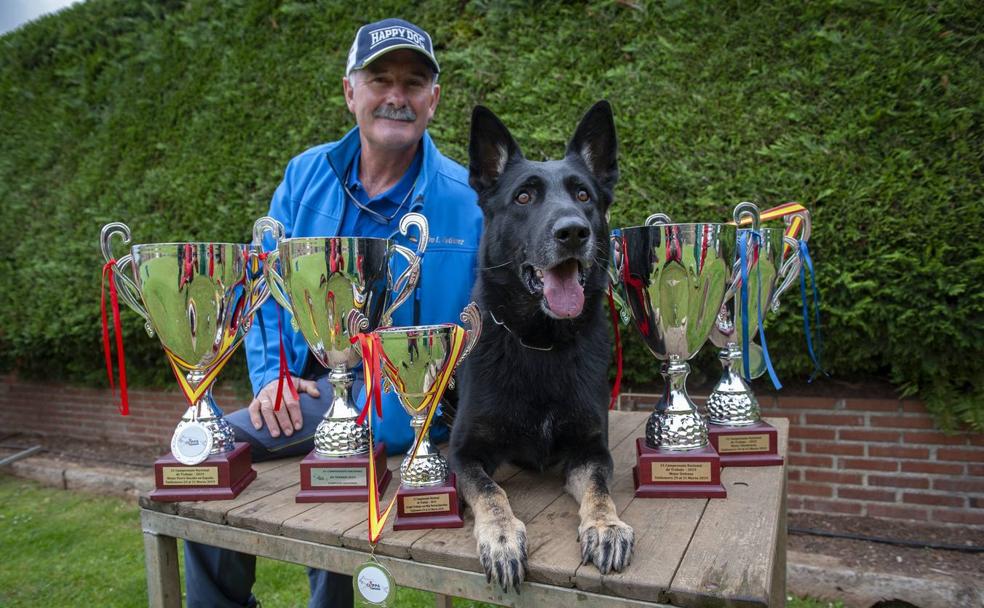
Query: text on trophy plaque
162 467 220 486
403 493 451 514
719 434 770 453
310 467 367 487
650 462 712 482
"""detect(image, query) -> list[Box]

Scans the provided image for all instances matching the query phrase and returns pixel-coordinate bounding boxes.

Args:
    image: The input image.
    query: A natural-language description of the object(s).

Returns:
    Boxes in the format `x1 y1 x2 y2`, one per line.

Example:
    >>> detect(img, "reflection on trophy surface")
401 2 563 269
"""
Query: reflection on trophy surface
99 217 282 501
374 303 481 530
706 203 810 466
264 213 428 502
613 213 736 498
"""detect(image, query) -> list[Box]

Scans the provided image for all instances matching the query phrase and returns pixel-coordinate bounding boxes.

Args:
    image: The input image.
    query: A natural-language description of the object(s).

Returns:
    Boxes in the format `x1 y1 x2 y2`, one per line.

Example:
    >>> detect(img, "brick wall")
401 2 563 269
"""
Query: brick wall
619 391 984 528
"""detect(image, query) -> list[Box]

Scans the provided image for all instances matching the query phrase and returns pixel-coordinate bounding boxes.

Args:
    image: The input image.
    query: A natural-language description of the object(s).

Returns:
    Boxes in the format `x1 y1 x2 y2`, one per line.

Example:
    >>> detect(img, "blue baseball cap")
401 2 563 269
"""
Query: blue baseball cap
345 18 440 76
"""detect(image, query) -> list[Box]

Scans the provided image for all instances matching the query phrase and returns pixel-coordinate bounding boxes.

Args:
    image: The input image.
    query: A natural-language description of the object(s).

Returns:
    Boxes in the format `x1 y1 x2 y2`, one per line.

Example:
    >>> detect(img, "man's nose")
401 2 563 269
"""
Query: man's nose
553 217 591 250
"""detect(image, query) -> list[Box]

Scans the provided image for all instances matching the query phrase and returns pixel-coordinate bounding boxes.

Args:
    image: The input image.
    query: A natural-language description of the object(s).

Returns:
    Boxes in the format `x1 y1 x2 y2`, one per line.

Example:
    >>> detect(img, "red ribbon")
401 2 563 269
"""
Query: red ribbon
607 285 622 411
352 332 384 426
273 308 298 412
100 260 129 415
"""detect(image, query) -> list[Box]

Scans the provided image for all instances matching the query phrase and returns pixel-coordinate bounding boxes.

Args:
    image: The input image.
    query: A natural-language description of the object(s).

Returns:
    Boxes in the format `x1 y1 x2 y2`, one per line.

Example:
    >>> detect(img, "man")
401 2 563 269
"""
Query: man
184 18 482 608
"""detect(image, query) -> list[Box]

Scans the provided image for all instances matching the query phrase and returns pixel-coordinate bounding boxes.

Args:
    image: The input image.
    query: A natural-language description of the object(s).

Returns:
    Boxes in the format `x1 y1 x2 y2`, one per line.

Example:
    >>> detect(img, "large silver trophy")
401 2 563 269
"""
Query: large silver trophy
264 213 429 502
705 203 810 466
100 217 283 501
612 214 736 498
374 303 482 530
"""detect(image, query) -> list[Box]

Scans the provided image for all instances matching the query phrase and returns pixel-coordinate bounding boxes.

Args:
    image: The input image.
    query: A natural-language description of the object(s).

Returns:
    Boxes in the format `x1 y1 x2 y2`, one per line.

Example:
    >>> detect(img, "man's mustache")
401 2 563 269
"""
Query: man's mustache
373 105 417 121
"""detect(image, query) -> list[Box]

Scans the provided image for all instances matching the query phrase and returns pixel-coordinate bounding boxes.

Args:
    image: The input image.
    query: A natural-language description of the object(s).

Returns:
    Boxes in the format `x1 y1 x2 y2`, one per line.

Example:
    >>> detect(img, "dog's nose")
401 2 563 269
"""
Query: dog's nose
554 218 591 249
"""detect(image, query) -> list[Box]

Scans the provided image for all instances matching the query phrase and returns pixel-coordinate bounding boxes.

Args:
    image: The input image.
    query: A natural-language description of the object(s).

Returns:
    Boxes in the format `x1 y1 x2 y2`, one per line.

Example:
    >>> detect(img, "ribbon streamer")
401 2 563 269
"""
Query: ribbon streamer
606 286 622 410
798 241 827 381
100 260 129 415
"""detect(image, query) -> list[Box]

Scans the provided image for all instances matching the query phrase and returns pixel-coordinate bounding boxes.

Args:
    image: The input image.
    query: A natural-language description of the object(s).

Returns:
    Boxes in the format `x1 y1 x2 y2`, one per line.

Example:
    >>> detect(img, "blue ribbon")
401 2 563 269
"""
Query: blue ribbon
798 240 827 381
738 230 782 388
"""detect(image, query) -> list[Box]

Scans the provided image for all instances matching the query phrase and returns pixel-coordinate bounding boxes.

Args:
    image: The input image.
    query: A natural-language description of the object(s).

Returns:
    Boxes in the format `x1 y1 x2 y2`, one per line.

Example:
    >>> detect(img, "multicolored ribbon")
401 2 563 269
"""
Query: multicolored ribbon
253 250 298 412
100 260 129 415
737 230 782 389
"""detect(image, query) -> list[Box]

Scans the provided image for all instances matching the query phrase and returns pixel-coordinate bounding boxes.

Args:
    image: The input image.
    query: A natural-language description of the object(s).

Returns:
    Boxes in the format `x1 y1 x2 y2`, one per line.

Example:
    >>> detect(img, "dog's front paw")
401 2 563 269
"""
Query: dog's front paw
578 516 634 574
475 515 528 592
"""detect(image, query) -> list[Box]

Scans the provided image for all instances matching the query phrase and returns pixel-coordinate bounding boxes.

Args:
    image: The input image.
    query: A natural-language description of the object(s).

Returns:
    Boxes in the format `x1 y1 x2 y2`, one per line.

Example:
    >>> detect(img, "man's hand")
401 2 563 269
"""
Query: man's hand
248 377 320 438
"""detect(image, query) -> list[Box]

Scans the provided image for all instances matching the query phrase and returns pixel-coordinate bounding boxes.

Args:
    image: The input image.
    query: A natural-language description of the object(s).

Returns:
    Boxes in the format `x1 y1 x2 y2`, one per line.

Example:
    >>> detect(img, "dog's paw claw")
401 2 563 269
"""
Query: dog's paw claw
476 516 528 593
579 518 634 574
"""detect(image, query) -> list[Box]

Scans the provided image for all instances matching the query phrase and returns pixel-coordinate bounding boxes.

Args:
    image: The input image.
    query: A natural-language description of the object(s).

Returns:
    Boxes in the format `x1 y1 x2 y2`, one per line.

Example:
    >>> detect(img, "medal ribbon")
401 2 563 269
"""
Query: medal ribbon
798 240 827 381
359 325 468 545
100 260 129 415
252 250 298 412
165 344 239 406
606 285 622 410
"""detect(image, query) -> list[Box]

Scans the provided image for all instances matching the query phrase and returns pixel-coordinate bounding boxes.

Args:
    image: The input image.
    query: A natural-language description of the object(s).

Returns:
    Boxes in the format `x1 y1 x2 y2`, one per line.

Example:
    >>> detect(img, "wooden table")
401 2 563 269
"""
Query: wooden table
140 412 787 607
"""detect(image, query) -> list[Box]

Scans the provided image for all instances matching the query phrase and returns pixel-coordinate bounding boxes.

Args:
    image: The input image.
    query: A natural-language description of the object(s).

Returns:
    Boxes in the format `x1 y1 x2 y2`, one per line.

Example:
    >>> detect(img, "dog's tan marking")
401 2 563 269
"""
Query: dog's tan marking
566 464 634 574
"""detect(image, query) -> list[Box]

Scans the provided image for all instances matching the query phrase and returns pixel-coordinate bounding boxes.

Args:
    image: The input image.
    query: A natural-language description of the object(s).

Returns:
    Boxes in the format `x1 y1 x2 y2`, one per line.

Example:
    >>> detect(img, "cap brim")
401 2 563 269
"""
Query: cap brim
350 44 440 75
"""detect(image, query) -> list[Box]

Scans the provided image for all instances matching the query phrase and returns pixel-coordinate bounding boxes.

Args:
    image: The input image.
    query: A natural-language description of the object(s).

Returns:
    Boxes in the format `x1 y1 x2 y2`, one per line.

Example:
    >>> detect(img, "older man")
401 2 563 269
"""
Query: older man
184 18 482 608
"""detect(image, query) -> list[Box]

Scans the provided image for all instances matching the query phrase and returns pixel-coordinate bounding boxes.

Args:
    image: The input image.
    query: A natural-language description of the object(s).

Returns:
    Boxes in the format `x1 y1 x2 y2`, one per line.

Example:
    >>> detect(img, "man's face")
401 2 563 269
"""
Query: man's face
343 49 441 153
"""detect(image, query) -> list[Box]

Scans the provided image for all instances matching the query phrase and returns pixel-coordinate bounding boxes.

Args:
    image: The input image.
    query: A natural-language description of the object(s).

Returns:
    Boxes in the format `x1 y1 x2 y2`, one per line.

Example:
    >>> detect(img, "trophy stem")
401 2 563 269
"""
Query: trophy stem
400 412 449 488
176 378 235 455
313 366 370 457
706 343 761 426
646 358 708 451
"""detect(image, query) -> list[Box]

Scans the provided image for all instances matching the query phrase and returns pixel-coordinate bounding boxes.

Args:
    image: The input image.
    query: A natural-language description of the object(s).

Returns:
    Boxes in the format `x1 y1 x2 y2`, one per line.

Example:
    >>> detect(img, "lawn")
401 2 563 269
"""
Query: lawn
0 475 840 607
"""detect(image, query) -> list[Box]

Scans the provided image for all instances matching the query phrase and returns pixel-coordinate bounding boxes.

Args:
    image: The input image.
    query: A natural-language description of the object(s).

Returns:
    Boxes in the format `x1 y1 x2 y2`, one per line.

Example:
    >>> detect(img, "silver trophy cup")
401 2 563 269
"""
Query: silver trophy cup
264 213 428 458
99 217 282 465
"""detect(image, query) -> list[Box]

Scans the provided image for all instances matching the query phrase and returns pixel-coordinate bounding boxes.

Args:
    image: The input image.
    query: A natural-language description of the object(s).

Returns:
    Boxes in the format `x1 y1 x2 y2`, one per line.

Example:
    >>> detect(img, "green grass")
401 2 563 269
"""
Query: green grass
0 474 847 607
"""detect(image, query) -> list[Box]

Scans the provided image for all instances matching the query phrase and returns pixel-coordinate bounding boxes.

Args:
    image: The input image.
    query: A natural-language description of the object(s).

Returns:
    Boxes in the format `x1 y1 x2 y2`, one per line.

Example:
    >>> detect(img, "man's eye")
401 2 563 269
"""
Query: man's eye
515 191 532 205
576 189 590 202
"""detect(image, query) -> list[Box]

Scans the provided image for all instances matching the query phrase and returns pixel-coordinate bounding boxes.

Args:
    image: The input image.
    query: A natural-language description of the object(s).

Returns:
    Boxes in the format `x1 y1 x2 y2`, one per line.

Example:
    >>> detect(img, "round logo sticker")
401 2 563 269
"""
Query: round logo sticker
354 561 393 605
171 422 212 465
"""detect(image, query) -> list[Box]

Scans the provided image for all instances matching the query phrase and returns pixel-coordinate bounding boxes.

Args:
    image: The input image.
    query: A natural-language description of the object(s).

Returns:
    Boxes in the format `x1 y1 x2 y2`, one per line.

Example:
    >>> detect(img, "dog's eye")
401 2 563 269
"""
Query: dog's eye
576 189 590 203
515 190 532 205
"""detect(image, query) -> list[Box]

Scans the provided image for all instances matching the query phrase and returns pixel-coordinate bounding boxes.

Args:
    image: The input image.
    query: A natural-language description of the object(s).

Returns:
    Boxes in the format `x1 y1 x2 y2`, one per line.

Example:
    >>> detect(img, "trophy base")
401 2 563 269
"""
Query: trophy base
633 438 727 499
393 473 464 531
149 442 256 502
707 420 784 467
296 443 391 503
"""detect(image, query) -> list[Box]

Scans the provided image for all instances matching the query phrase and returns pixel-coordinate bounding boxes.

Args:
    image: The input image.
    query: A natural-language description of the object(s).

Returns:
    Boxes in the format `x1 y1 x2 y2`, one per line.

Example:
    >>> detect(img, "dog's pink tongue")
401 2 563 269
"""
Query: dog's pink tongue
542 260 584 318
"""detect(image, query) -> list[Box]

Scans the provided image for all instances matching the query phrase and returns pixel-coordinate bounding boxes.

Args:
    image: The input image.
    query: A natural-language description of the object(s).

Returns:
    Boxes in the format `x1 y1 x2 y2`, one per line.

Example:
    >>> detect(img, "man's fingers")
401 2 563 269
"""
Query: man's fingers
285 396 304 431
297 378 320 398
273 395 294 436
248 399 264 430
259 400 281 438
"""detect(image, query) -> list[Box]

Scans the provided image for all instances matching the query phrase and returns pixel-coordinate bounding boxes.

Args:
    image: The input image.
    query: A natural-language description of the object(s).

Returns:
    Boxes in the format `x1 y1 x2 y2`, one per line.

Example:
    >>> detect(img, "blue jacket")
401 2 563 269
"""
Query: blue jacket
245 127 482 453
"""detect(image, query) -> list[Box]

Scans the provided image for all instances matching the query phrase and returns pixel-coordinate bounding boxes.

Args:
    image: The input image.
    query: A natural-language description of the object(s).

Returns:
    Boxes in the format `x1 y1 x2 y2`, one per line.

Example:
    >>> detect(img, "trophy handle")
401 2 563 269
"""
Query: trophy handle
608 233 623 286
244 217 286 318
645 212 673 226
458 302 483 361
725 202 761 301
252 215 284 246
382 212 429 325
100 222 153 332
771 236 804 311
262 249 294 316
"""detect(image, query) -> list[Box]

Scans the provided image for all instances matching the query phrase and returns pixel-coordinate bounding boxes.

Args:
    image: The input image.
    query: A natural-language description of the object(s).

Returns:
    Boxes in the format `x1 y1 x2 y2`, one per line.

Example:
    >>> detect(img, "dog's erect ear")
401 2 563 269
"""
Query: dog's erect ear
566 100 619 193
469 105 524 194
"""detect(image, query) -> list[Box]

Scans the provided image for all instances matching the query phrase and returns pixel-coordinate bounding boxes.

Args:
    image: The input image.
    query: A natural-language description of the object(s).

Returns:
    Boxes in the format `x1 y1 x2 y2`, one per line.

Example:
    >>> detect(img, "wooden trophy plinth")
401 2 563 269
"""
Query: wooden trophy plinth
633 438 727 499
393 472 463 531
708 420 783 467
296 442 391 503
149 442 256 502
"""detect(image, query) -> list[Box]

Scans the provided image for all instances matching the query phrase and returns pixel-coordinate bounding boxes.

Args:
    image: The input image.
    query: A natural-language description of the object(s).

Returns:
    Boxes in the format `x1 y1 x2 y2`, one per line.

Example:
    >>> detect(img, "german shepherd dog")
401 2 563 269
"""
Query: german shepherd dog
450 101 634 592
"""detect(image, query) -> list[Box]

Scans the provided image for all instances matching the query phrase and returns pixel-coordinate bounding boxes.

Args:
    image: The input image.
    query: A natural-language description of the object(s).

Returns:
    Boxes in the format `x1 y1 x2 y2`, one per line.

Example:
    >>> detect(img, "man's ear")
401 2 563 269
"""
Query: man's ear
469 105 523 194
343 75 356 114
566 100 619 193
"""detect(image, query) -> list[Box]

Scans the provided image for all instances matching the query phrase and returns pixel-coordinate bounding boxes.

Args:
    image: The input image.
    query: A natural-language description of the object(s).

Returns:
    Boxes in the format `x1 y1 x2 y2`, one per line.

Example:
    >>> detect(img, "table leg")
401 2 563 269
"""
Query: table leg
143 530 181 608
435 593 454 608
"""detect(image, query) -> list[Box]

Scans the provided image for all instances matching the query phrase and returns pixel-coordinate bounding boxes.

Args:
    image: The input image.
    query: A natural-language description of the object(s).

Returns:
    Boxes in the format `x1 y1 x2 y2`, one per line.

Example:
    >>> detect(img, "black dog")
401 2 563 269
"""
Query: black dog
450 101 634 592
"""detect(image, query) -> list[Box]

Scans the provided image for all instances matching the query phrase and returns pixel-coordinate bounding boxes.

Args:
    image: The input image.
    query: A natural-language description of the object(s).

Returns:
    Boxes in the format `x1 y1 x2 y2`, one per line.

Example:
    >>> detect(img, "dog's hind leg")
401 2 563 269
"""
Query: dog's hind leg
565 448 634 574
455 459 528 592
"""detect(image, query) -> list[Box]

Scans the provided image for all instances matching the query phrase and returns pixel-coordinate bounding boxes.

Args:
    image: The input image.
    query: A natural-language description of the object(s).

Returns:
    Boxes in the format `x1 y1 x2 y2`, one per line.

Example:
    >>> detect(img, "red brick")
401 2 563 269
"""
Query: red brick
776 396 839 409
804 441 865 456
838 487 896 502
789 482 833 497
840 430 901 443
787 496 804 510
804 470 864 485
843 398 901 412
903 492 966 508
902 461 965 475
804 414 865 426
932 478 984 493
970 464 984 477
869 445 930 459
971 497 984 509
790 427 836 440
904 431 970 446
869 475 929 490
789 454 834 468
788 440 804 453
787 469 802 482
798 498 864 515
932 509 984 526
841 458 898 472
867 504 929 521
937 448 984 462
901 400 928 414
870 415 936 430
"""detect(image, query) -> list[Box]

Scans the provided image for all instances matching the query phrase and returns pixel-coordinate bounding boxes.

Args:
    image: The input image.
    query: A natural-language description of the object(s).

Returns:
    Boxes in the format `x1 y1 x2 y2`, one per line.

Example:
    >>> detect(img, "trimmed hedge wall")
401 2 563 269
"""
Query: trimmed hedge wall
1 0 981 428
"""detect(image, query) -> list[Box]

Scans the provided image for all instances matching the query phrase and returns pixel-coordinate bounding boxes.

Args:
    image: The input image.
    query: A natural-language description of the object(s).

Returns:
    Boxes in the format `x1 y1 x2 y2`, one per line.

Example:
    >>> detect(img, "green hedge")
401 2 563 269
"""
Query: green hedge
1 0 981 429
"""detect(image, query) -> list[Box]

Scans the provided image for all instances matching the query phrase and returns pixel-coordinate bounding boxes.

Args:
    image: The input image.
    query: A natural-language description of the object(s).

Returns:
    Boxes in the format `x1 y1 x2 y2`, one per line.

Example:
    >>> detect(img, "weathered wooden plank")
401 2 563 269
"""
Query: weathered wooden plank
525 415 650 588
225 465 317 535
666 418 789 608
141 526 181 608
176 458 300 524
